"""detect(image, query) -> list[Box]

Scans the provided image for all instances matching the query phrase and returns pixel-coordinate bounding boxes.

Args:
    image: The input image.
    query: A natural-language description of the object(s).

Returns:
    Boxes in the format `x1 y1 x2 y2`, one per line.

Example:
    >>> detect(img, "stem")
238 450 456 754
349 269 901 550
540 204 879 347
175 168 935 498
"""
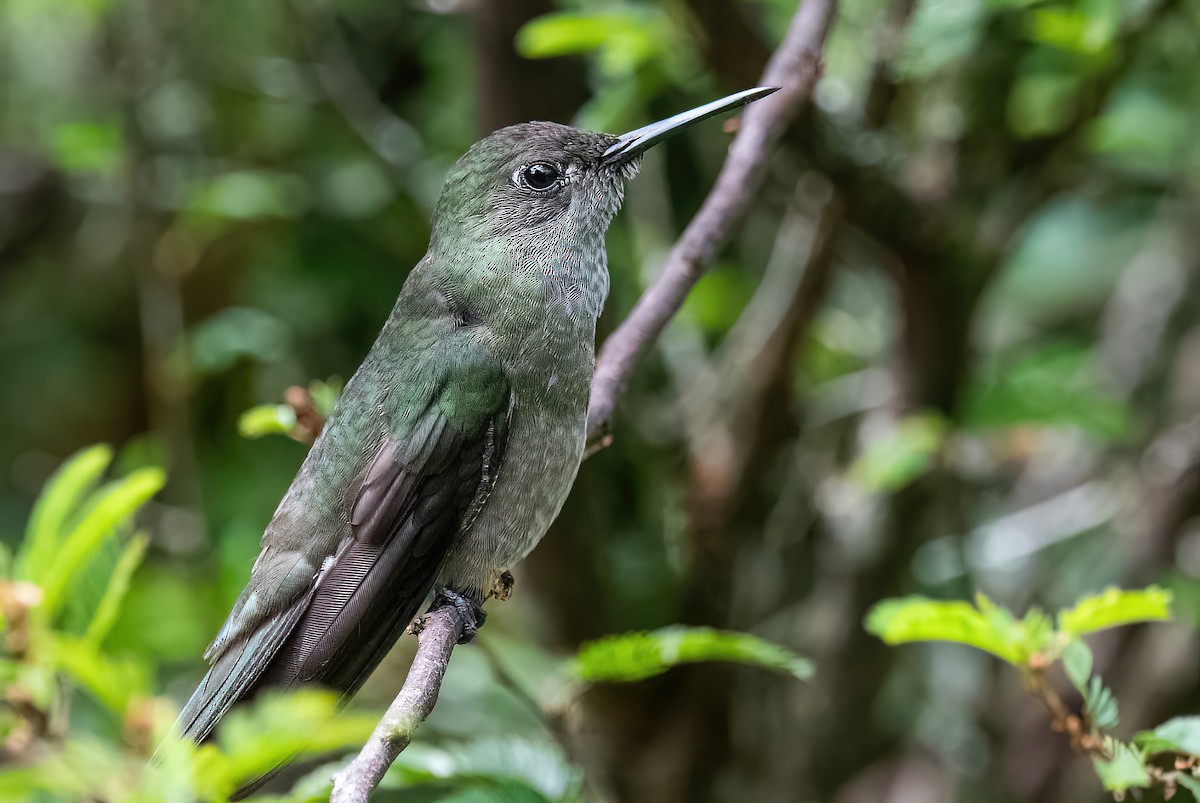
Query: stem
329 604 464 803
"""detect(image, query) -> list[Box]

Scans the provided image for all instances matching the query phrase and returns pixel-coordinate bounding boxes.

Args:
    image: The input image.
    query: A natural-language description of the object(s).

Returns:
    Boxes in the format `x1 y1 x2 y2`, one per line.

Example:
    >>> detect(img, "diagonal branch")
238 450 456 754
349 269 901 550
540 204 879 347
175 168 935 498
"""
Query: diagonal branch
329 603 463 803
586 0 837 442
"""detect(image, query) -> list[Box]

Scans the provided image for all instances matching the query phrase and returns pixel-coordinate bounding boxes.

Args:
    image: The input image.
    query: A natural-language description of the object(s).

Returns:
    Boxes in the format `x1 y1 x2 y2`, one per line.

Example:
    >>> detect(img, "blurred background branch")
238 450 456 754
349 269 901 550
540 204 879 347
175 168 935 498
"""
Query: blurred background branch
586 0 835 442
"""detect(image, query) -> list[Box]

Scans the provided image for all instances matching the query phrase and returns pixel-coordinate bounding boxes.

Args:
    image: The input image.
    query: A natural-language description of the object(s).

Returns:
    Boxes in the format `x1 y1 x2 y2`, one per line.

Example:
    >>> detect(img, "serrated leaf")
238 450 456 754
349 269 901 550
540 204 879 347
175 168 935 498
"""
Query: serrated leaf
1057 586 1172 637
568 627 812 684
16 444 113 583
865 595 1053 665
1134 717 1200 757
1062 639 1093 696
1091 741 1151 793
1087 676 1119 730
38 467 165 619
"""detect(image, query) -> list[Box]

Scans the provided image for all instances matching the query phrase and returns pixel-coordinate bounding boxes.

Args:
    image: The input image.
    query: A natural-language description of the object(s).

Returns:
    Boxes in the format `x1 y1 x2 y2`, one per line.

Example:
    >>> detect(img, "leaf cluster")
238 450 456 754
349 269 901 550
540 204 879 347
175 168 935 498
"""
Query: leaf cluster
867 588 1200 798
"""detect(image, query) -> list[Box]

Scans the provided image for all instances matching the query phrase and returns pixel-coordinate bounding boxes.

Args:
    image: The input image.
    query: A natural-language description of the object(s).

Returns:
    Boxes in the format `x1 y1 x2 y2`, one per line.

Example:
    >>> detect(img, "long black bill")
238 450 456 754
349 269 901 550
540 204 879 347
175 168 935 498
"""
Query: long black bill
602 86 779 165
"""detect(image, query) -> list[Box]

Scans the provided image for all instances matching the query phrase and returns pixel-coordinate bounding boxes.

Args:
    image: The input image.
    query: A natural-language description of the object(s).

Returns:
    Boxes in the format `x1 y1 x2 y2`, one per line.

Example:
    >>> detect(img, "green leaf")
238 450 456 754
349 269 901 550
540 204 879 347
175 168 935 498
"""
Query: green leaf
516 10 660 62
568 627 812 684
515 8 685 79
440 737 580 802
679 267 757 334
866 594 1054 665
51 121 123 173
16 444 114 583
1090 84 1191 175
1134 717 1200 757
187 171 309 220
963 342 1130 440
307 378 342 417
41 632 151 714
1176 773 1200 798
84 531 149 647
517 11 627 57
1030 1 1118 55
1086 675 1119 730
215 689 379 792
434 779 552 803
0 767 40 798
898 0 987 77
186 307 293 375
1091 741 1151 793
1007 69 1081 139
1057 586 1173 637
1061 639 1093 695
38 467 166 620
237 404 296 439
16 664 56 710
849 413 945 492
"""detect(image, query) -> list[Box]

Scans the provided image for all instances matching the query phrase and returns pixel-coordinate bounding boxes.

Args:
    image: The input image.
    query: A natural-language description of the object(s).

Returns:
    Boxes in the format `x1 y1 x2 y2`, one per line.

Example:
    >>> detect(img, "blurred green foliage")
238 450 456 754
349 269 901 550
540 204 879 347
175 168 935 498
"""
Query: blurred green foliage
0 449 810 800
868 588 1199 796
568 626 813 684
2 0 1200 799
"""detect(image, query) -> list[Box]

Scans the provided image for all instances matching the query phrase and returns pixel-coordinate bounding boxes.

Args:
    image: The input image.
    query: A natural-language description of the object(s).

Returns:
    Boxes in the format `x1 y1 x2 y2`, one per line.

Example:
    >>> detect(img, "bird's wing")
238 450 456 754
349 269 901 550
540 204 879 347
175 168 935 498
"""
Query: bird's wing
178 340 512 742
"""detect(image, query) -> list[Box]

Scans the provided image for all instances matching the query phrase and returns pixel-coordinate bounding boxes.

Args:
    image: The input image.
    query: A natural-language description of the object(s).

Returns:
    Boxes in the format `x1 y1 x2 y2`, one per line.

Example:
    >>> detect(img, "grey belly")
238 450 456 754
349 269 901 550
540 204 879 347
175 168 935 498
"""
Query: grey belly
436 398 585 591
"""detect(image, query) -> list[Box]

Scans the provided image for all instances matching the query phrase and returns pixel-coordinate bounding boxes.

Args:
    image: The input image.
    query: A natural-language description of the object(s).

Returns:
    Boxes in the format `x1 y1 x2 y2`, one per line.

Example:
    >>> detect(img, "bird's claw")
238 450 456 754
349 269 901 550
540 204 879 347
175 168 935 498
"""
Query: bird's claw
436 587 486 644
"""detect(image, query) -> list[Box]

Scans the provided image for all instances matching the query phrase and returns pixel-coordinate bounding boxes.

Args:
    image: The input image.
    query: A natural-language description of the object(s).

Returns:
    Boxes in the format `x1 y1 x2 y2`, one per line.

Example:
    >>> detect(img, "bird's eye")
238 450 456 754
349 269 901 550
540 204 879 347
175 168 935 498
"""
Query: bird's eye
520 163 561 191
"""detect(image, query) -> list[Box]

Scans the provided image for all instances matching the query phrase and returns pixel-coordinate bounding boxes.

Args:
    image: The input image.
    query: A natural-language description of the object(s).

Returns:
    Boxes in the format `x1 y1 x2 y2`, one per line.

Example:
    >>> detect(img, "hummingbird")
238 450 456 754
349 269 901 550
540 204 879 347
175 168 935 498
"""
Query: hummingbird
178 87 778 758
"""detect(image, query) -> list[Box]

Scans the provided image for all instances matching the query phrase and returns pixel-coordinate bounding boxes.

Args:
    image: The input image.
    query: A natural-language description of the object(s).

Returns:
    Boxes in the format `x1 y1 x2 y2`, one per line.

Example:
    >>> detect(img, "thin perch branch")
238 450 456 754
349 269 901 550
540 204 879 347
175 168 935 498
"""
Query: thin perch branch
586 0 837 441
328 1 838 798
329 603 464 803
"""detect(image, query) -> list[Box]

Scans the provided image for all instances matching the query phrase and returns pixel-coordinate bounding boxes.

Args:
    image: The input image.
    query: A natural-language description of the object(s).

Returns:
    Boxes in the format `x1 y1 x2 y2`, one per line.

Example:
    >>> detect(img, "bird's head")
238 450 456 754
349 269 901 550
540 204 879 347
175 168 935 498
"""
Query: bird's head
429 88 778 248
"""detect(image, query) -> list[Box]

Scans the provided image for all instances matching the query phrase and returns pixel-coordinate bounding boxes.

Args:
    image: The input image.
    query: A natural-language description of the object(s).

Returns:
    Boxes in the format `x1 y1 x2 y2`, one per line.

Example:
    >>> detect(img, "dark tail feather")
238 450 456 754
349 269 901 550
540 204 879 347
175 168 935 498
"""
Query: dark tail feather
176 598 308 743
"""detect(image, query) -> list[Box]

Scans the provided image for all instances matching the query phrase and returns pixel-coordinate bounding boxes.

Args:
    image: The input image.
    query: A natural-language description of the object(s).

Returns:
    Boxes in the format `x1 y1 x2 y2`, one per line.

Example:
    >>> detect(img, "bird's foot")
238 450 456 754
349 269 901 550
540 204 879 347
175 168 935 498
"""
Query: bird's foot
436 587 487 645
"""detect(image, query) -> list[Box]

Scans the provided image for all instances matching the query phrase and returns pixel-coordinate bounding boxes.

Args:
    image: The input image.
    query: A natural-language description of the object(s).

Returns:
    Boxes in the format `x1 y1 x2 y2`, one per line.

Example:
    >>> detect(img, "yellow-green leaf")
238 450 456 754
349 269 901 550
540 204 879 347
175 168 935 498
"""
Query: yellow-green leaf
237 404 296 439
39 467 165 620
216 689 379 791
865 595 1053 665
84 531 149 647
41 632 151 714
16 444 113 583
1091 740 1151 793
568 627 812 684
849 414 945 492
1057 586 1172 637
1134 716 1200 757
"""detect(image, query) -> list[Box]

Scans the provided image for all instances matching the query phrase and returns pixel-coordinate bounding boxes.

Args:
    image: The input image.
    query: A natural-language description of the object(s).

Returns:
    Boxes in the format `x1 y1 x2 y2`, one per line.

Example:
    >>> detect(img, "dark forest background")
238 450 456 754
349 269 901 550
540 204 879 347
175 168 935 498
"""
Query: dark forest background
2 0 1200 801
